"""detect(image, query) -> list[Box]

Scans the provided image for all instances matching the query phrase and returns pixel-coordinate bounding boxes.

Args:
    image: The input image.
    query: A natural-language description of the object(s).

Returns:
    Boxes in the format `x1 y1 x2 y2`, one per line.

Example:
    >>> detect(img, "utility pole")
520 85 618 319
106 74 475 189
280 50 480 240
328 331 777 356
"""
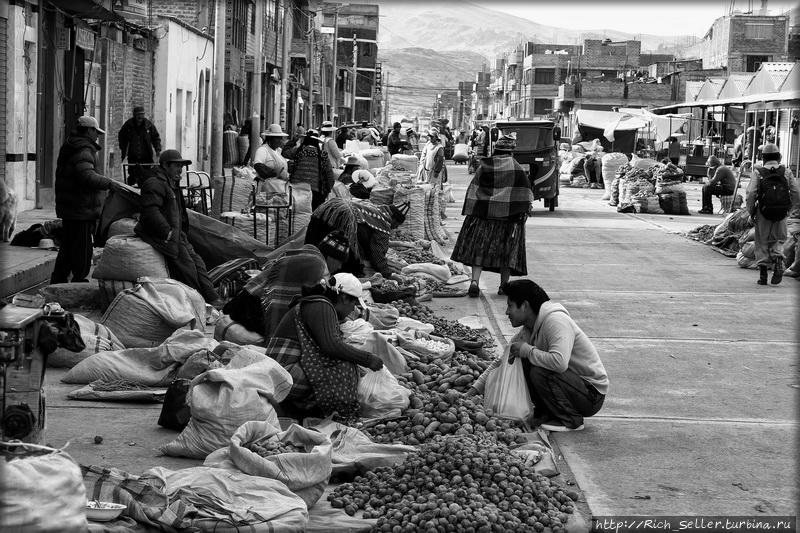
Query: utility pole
330 8 339 123
250 0 264 162
281 0 291 130
307 11 314 127
211 0 226 179
352 32 357 122
383 71 389 131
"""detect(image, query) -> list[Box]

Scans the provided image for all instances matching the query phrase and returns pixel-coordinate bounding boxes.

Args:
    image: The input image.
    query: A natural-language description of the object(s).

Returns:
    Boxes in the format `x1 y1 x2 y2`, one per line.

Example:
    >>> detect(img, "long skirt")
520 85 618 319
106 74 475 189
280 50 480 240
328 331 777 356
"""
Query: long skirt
450 215 528 275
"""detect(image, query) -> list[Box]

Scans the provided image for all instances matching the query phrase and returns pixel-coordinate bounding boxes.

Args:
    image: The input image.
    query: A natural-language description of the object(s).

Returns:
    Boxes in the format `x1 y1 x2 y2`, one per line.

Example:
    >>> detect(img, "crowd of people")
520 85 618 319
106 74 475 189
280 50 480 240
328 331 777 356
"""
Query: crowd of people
50 106 799 429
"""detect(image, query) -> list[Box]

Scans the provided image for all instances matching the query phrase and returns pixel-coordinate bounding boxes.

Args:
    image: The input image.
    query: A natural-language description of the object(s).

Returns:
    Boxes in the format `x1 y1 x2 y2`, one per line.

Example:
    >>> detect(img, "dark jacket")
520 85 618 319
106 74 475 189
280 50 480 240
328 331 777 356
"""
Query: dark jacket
118 117 162 163
134 167 188 258
707 165 737 191
54 135 114 220
387 131 403 155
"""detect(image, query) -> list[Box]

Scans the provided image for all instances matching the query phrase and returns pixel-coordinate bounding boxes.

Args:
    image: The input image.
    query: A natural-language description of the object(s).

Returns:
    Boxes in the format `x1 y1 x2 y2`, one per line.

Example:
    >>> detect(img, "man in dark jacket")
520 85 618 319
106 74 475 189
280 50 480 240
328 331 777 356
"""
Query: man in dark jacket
118 106 162 186
134 149 223 307
386 122 404 156
52 116 122 284
698 155 737 214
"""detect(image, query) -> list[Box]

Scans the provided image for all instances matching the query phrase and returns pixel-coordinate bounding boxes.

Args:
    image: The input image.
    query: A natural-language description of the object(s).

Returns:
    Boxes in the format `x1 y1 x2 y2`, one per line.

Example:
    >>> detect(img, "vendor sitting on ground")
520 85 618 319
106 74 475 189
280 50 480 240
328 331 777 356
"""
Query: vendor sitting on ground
305 197 410 278
698 156 736 214
135 149 223 307
223 230 351 336
331 155 375 200
467 279 608 432
265 273 384 422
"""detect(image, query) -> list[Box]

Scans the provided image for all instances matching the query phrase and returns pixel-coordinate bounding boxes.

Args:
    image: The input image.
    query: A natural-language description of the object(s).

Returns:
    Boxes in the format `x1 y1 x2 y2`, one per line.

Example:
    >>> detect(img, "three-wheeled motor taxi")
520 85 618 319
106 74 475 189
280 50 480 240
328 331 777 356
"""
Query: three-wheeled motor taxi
493 120 560 211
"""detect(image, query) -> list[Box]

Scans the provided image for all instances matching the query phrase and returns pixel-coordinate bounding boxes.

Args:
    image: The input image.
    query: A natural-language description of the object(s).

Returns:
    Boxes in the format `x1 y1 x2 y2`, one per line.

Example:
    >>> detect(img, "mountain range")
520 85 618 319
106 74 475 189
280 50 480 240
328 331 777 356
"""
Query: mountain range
375 1 696 118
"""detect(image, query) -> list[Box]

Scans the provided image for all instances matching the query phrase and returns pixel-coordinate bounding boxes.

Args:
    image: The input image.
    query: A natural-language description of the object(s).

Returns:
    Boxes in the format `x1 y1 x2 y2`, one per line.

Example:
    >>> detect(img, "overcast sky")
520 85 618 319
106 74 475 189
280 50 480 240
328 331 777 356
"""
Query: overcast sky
477 0 797 37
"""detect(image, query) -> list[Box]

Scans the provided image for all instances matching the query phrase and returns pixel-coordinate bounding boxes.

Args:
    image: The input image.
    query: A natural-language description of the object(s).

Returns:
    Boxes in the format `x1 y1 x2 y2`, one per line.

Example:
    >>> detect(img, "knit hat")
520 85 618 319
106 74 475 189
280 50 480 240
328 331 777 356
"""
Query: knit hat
318 230 350 263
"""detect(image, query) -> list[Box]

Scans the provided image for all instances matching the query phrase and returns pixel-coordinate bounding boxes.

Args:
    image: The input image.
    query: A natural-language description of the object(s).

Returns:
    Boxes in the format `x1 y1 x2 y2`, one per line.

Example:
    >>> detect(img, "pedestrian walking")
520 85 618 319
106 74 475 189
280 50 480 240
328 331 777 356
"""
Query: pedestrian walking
467 279 609 432
418 128 445 184
134 149 223 307
745 143 800 285
451 134 532 297
52 116 123 284
319 121 345 168
697 156 737 214
118 106 161 186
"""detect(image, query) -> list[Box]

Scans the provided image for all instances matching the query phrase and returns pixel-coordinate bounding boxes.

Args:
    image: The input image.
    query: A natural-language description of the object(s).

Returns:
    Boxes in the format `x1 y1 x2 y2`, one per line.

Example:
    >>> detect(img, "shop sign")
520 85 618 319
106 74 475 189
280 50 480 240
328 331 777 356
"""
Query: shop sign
75 27 95 51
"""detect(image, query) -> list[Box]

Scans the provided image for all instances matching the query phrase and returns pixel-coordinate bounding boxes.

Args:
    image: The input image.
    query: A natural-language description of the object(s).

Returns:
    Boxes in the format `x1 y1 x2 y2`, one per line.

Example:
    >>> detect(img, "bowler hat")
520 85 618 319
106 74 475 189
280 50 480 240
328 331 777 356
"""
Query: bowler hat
344 155 362 167
320 121 336 132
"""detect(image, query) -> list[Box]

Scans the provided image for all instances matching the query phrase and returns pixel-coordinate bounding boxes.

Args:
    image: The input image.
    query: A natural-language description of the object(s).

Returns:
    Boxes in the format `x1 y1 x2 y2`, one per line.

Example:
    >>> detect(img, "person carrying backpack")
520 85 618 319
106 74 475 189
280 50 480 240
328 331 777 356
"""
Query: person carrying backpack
745 143 800 285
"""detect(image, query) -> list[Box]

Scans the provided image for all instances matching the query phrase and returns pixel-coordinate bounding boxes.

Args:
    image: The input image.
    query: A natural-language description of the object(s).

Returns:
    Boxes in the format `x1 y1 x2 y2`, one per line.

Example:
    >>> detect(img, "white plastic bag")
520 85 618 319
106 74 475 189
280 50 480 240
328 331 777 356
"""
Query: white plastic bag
358 367 411 419
484 347 534 422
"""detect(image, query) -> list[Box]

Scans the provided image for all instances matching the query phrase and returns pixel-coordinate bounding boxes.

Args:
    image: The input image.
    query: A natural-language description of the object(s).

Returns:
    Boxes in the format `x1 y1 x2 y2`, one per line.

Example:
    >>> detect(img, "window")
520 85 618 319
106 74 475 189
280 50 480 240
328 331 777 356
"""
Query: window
266 0 277 31
230 0 248 51
745 23 773 40
534 69 555 85
746 55 769 72
533 99 550 115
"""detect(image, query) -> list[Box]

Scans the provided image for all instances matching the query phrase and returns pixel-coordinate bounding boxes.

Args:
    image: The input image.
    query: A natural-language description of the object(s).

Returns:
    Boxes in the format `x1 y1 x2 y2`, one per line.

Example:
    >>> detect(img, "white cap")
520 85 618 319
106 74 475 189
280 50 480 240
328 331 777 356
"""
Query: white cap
78 116 105 134
331 273 367 308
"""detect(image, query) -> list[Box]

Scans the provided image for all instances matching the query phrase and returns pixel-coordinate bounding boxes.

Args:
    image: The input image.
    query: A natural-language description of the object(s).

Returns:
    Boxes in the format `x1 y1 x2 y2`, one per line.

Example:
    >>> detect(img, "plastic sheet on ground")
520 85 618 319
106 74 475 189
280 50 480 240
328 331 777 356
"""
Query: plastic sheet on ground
510 430 560 478
305 486 376 533
305 418 415 477
67 380 167 402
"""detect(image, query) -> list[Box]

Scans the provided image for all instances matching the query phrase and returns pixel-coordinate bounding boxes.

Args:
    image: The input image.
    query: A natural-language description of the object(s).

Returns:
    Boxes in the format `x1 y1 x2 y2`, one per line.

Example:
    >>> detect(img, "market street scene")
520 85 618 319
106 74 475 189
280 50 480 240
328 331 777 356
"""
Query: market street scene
0 0 798 531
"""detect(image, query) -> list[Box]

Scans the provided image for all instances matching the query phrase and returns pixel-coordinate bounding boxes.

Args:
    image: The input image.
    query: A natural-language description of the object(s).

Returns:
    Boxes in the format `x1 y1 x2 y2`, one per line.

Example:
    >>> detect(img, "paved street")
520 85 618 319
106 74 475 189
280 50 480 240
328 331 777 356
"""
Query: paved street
38 161 798 524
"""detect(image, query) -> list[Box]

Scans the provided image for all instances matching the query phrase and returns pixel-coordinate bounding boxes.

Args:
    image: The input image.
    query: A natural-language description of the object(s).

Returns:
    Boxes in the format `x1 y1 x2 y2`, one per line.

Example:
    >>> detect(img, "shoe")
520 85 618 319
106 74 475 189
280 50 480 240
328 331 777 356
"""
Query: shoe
771 257 784 285
783 268 799 278
540 421 585 432
497 286 505 296
697 208 714 214
468 280 480 298
757 265 768 285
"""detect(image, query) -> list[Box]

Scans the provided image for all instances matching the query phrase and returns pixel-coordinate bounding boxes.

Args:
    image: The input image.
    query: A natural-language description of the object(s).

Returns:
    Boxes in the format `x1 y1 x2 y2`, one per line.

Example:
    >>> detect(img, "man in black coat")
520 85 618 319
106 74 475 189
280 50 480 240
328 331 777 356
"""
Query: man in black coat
52 116 122 284
118 106 162 186
134 149 223 307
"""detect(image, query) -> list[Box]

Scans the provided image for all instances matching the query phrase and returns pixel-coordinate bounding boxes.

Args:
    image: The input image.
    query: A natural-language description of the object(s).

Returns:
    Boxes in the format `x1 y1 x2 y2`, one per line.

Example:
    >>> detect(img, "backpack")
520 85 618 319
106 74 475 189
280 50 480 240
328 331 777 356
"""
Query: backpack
755 165 791 221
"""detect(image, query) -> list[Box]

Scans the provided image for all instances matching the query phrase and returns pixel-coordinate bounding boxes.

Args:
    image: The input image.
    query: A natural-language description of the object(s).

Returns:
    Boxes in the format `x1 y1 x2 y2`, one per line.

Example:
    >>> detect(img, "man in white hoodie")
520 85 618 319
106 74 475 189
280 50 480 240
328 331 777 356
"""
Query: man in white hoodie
468 279 608 432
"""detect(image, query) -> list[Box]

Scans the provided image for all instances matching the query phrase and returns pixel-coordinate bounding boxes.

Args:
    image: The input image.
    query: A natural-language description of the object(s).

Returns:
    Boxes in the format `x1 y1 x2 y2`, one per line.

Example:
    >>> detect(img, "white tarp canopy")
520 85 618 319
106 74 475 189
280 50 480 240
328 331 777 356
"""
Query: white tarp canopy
575 109 650 143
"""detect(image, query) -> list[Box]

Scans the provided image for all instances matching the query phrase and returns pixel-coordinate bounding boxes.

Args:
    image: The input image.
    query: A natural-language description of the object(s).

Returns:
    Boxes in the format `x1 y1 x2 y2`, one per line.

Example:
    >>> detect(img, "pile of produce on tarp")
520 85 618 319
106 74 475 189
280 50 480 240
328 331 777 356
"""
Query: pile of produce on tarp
684 207 754 257
612 158 693 216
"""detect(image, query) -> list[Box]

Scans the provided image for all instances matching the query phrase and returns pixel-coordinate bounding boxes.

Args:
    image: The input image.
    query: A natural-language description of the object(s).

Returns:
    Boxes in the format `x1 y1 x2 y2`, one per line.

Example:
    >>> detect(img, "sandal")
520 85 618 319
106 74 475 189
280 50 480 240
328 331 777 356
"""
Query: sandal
468 280 480 298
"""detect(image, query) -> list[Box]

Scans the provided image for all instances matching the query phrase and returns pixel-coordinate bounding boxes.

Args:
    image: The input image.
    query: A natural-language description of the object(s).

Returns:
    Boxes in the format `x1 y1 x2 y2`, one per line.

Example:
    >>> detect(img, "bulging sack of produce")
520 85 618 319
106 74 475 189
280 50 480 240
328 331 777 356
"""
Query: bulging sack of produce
364 303 400 330
92 235 169 282
358 367 411 419
107 217 138 239
401 262 451 282
452 144 469 162
0 444 88 533
214 314 266 346
96 278 137 311
48 313 125 368
390 153 418 172
222 421 332 506
484 347 534 422
101 278 206 348
159 358 292 459
396 330 455 361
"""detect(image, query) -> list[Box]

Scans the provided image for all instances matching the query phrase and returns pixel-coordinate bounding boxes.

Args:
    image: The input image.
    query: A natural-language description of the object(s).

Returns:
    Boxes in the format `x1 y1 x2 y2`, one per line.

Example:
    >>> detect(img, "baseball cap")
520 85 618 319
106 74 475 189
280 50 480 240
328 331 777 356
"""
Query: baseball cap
331 272 367 308
133 106 145 115
77 116 105 134
159 149 192 166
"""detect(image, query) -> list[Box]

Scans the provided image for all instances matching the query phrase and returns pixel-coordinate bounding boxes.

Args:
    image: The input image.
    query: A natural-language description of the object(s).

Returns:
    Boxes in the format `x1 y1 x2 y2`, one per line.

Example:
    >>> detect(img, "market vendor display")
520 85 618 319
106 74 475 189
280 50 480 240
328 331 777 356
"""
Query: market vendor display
223 231 351 336
468 279 609 432
134 149 223 307
264 273 384 422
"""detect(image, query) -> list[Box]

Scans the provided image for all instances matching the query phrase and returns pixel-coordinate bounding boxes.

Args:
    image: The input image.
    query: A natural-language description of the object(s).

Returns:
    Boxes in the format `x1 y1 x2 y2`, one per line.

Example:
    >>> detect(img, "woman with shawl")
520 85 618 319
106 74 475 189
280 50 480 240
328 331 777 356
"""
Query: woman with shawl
288 129 334 234
451 133 532 297
265 273 384 422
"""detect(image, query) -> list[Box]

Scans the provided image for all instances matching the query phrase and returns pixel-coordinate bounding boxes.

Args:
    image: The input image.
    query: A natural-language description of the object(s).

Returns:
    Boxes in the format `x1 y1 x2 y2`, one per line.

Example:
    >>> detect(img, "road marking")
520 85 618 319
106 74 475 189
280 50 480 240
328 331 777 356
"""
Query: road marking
590 336 798 345
592 414 796 426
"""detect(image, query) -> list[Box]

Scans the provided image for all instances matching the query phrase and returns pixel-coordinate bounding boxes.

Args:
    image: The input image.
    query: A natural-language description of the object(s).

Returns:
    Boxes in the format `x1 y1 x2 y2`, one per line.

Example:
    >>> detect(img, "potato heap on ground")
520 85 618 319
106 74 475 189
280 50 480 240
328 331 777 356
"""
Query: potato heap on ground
246 440 305 457
397 248 445 265
389 300 492 344
329 435 577 532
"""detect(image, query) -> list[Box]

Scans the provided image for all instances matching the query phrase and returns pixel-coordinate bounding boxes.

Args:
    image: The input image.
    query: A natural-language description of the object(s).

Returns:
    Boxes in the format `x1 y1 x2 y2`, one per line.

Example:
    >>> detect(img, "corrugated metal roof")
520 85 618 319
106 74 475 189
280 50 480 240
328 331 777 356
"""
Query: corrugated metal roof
685 81 705 101
759 62 795 90
652 89 800 112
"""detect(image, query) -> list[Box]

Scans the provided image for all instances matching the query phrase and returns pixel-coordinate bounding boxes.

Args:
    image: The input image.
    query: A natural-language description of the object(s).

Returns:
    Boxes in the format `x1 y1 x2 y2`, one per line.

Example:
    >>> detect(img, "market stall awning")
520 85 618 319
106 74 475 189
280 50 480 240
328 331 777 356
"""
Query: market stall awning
651 89 800 113
55 0 127 23
575 110 650 131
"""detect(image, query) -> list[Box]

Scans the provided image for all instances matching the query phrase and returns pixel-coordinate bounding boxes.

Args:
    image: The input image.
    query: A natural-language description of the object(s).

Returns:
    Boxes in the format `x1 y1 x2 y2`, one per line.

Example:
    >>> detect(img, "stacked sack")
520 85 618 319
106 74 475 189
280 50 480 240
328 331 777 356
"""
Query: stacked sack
92 233 170 310
566 154 587 187
423 185 449 246
654 163 690 215
609 163 632 206
394 186 426 240
601 153 629 201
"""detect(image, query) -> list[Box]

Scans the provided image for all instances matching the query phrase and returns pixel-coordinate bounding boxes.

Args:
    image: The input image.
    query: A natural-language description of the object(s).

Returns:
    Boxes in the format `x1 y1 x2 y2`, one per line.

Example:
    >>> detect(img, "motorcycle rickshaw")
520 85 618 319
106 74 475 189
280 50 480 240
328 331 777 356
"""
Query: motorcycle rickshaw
493 120 560 211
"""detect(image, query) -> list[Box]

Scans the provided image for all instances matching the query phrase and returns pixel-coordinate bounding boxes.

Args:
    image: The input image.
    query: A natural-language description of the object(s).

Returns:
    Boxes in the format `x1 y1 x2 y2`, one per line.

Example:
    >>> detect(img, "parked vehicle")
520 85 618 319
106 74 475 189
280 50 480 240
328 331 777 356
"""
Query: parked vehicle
493 120 560 212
